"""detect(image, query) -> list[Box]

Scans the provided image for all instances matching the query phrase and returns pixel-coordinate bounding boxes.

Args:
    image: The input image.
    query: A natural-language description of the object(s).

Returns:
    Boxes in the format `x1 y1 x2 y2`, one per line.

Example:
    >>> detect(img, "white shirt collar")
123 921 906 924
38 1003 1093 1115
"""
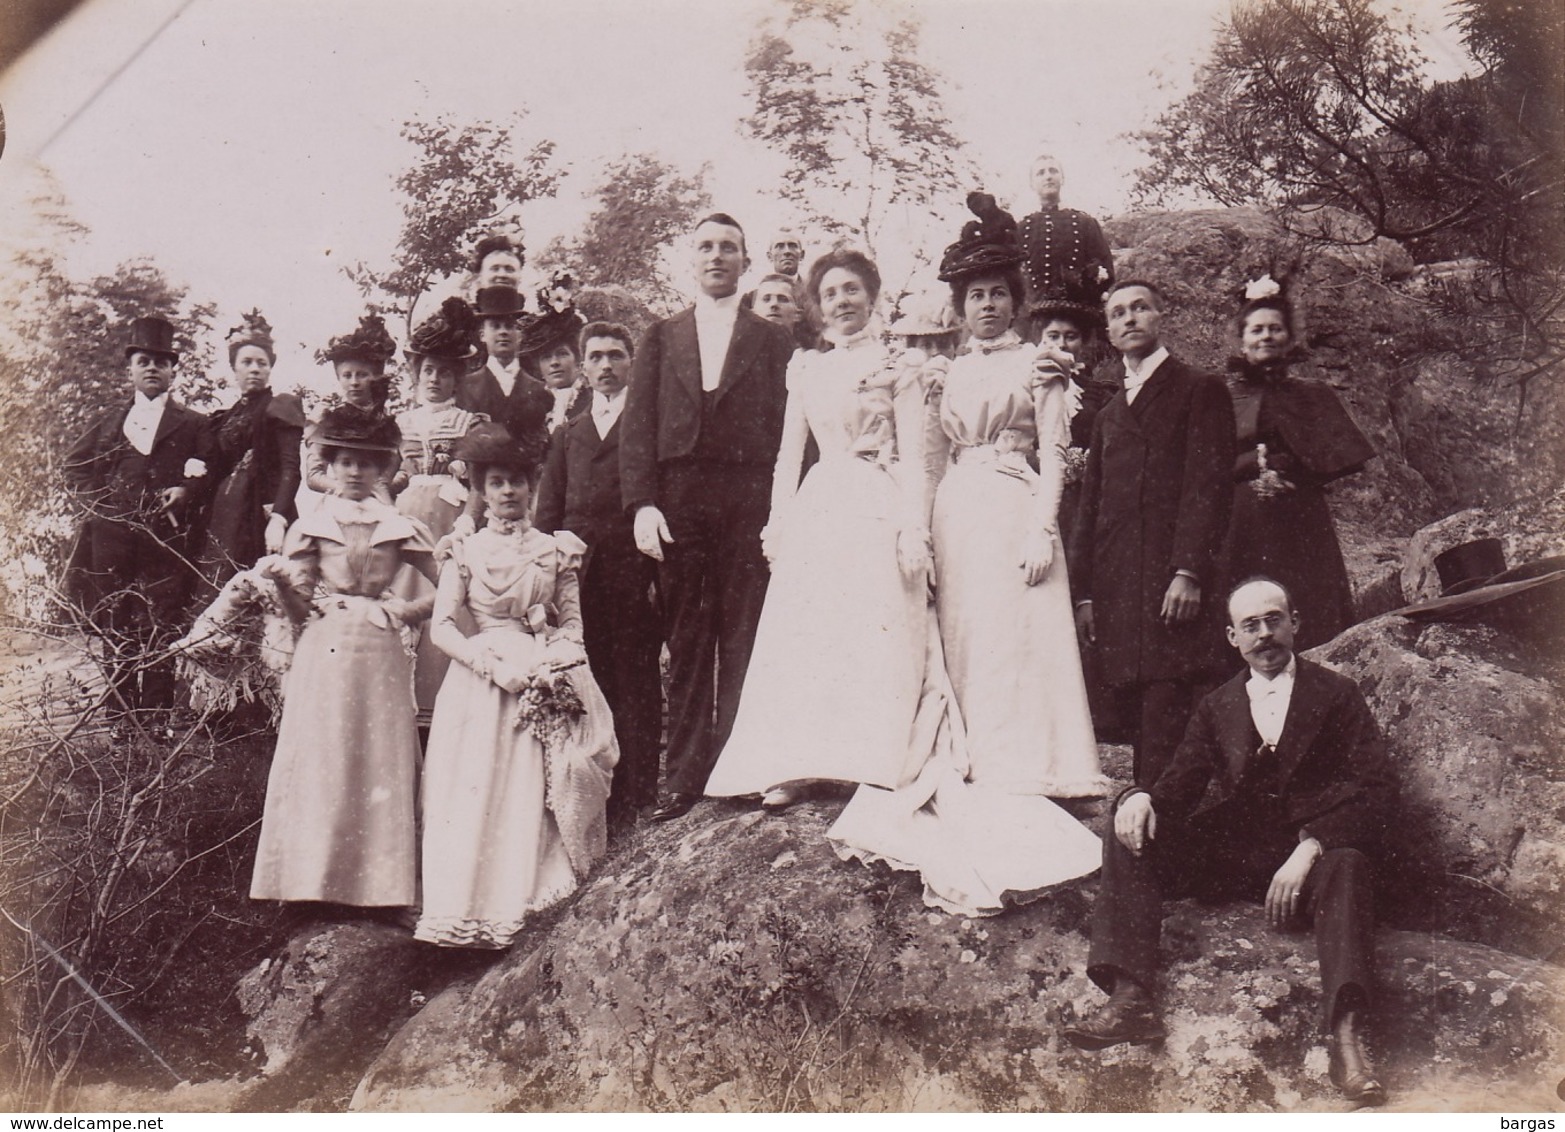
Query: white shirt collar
592 389 625 438
487 356 519 397
1122 344 1169 404
122 392 170 456
694 291 741 392
694 290 742 314
1246 654 1298 696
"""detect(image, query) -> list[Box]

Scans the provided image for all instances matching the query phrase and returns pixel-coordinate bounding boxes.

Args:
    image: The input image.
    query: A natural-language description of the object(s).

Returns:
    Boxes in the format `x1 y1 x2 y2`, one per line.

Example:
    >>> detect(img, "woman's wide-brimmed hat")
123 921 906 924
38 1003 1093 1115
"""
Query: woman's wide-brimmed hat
407 296 480 361
124 316 180 360
516 273 585 358
937 192 1024 283
318 312 397 369
452 421 546 479
314 404 401 453
890 290 960 339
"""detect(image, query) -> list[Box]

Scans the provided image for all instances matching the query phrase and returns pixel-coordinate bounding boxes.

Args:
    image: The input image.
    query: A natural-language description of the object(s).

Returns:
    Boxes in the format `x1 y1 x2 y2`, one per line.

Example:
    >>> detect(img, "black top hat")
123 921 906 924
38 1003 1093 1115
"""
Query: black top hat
474 286 528 319
1435 538 1507 596
1394 538 1565 625
937 192 1024 283
318 312 397 369
314 404 401 453
124 316 179 359
516 274 584 358
452 420 546 478
407 297 480 361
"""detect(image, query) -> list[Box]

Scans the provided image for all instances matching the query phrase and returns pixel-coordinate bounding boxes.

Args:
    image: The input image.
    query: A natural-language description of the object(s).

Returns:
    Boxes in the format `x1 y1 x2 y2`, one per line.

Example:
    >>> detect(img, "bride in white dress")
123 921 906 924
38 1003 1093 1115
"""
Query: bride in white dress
704 249 934 806
828 193 1105 915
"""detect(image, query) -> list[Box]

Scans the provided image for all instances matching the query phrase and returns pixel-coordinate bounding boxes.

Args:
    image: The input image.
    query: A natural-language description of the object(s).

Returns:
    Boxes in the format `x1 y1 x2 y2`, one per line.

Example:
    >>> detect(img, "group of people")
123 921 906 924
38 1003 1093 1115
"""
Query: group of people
62 150 1395 1106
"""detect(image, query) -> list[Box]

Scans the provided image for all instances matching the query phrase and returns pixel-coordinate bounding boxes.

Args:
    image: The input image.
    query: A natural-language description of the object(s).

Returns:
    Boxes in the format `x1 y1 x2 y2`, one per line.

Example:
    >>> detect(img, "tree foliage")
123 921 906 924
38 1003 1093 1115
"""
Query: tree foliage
742 0 978 262
346 113 563 334
1133 0 1563 380
537 154 711 313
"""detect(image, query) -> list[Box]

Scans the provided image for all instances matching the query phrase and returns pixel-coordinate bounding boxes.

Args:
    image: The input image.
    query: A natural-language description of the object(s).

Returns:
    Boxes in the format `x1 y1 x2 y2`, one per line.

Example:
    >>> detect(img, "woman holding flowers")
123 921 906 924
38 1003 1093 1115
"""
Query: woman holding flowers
415 424 617 949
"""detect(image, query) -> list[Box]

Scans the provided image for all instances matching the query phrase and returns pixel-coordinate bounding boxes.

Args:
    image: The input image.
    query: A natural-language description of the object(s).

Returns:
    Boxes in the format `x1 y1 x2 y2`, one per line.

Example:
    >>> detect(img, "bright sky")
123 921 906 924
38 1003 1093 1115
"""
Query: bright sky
0 0 1472 396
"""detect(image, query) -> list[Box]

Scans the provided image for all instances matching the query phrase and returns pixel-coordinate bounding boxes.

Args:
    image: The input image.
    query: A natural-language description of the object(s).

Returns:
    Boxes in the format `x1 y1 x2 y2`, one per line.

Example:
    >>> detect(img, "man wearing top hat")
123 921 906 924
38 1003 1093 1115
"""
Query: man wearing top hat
64 315 216 719
458 285 553 452
536 321 662 833
620 212 795 822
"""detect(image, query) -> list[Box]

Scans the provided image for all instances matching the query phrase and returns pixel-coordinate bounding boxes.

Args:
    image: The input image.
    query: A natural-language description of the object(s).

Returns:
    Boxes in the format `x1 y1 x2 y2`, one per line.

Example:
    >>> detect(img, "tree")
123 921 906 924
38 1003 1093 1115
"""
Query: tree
742 0 980 269
1133 0 1563 384
537 154 711 313
346 113 563 335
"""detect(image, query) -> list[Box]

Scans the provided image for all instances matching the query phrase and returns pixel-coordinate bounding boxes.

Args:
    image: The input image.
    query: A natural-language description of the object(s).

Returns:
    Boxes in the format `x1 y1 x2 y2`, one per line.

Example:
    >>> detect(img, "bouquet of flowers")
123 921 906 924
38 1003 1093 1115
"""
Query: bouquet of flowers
172 556 306 720
511 660 587 747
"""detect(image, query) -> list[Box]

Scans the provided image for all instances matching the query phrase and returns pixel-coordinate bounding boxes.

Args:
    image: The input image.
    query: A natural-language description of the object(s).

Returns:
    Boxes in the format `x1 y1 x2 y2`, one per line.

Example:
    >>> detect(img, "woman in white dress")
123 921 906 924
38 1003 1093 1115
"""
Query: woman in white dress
829 193 1104 915
415 424 617 948
250 407 435 908
705 249 933 809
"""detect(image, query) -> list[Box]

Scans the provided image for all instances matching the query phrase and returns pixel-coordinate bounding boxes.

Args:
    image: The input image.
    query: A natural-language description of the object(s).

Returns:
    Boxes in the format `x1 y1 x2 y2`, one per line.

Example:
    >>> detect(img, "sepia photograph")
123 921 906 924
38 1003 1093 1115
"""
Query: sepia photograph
0 0 1560 1117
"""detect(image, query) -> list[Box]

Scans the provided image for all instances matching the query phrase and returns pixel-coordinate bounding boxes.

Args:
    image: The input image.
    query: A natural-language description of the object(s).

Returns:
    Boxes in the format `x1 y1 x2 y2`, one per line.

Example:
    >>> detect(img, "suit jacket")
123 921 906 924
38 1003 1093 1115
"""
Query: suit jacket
545 384 593 434
1145 658 1396 855
63 398 214 527
1068 353 1235 684
619 307 794 513
457 362 553 444
536 408 629 553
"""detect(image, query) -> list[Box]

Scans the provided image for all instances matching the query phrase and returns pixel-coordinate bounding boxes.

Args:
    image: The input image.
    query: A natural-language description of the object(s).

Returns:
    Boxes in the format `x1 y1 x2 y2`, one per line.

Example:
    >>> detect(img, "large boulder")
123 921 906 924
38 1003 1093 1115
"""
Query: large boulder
351 803 1563 1113
1310 615 1565 955
233 920 454 1111
1101 206 1565 612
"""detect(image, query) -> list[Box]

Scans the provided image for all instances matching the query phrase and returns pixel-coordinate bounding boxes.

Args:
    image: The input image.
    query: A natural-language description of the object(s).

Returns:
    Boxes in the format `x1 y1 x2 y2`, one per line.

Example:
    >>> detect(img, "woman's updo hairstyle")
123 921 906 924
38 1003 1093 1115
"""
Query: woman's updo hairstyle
806 247 882 311
226 308 277 367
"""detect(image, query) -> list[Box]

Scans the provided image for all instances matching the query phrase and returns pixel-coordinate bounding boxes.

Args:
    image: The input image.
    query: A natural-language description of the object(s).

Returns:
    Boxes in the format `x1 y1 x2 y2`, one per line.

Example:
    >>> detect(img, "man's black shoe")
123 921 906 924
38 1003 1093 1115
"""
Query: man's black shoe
650 792 698 822
1063 987 1166 1051
1330 1012 1387 1107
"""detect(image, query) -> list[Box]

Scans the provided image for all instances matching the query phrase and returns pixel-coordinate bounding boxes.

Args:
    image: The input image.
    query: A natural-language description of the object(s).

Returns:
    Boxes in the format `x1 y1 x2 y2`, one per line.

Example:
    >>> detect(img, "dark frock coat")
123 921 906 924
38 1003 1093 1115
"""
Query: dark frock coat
618 307 794 796
1068 355 1236 687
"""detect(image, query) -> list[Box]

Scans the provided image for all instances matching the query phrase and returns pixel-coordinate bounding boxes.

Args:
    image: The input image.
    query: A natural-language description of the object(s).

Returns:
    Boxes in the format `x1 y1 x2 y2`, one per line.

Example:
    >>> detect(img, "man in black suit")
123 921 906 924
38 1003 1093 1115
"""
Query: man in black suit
1065 577 1395 1107
536 321 662 832
64 316 214 720
1070 280 1235 785
620 213 794 821
458 286 553 450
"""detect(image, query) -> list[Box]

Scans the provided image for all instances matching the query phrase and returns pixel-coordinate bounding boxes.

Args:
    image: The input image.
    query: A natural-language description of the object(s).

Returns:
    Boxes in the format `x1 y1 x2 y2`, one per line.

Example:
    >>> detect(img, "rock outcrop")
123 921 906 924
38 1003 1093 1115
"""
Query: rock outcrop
350 803 1563 1113
1311 614 1564 956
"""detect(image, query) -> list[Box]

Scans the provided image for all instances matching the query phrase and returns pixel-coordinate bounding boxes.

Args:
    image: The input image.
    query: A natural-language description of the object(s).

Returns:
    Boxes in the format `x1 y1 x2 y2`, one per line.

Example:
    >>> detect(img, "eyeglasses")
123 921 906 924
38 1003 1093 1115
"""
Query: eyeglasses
1235 612 1290 635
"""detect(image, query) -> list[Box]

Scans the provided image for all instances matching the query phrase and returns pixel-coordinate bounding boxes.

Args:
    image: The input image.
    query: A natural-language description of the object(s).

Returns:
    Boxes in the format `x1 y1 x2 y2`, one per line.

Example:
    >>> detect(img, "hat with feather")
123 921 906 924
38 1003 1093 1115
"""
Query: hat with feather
226 308 276 364
937 192 1024 283
406 296 480 361
318 312 397 371
314 403 401 453
516 272 586 358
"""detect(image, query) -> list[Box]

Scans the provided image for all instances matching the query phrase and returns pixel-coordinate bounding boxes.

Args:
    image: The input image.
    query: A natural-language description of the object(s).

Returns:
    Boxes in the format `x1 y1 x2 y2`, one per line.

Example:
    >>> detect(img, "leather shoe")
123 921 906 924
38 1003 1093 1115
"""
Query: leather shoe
1329 1013 1386 1107
650 792 698 823
1063 987 1166 1051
